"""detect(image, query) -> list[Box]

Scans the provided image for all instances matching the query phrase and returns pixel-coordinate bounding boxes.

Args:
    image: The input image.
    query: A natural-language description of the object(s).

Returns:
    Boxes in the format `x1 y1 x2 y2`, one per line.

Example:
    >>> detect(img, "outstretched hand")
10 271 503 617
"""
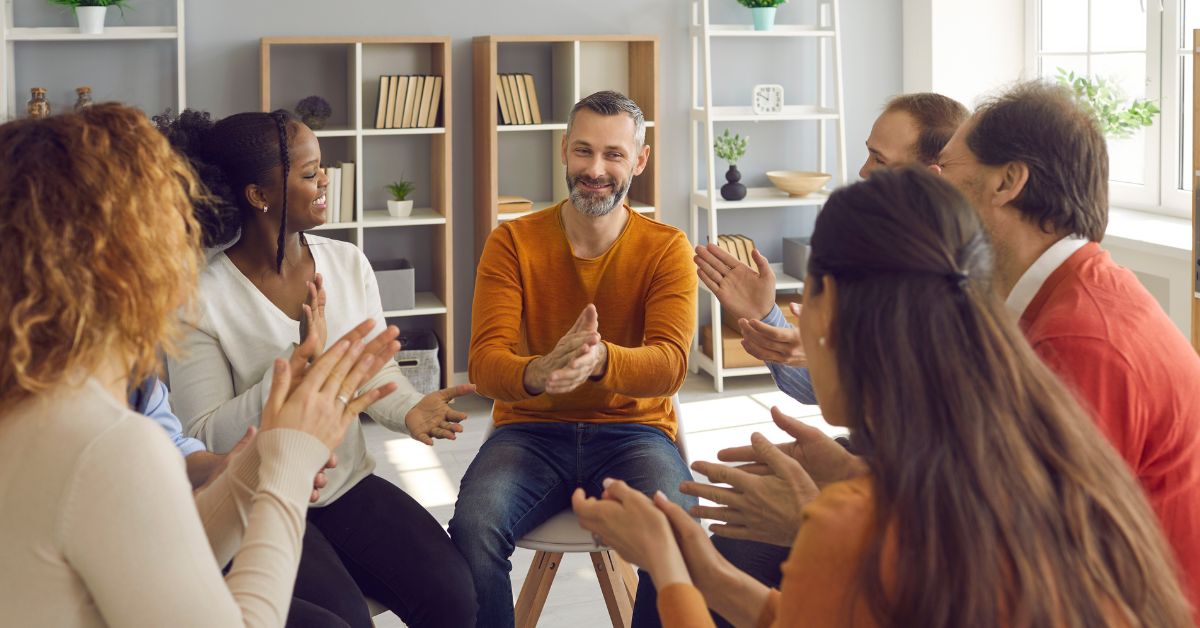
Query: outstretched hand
694 244 776 322
737 302 807 367
682 431 819 547
404 384 477 446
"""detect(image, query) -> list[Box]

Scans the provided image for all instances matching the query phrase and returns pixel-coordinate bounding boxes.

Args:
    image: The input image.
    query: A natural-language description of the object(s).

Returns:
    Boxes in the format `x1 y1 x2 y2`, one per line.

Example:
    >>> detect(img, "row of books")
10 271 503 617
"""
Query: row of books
496 73 543 125
374 75 444 129
322 162 356 224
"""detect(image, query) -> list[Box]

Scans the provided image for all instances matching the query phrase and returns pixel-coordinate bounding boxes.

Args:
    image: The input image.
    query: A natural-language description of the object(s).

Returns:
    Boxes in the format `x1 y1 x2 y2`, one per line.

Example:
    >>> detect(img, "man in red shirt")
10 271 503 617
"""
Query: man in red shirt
936 80 1200 615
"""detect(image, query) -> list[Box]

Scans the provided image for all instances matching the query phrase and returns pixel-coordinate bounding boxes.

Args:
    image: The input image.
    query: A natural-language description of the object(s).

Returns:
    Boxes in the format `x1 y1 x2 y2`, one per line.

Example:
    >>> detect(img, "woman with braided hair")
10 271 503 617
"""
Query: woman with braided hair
158 109 477 627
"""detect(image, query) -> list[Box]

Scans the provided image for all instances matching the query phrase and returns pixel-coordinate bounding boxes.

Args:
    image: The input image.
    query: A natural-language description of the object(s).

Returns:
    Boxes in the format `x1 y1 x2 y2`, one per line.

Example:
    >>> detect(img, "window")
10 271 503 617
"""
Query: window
1028 0 1193 219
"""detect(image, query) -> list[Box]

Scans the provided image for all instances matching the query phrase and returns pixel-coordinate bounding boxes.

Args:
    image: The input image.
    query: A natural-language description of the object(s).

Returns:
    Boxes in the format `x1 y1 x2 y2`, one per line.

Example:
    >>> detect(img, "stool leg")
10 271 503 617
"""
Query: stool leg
515 550 563 628
612 552 638 606
592 550 634 628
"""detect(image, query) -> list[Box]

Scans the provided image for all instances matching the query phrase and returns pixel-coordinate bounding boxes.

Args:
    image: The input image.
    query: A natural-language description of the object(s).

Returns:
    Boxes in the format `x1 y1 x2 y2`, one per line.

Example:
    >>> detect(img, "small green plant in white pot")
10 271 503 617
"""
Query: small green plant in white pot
48 0 129 35
386 179 415 217
737 0 788 31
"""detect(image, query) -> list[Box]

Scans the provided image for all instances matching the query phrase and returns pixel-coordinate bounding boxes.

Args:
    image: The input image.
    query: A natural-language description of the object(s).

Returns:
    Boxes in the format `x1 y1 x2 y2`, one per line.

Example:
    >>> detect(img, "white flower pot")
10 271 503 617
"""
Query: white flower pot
76 6 107 35
386 200 414 217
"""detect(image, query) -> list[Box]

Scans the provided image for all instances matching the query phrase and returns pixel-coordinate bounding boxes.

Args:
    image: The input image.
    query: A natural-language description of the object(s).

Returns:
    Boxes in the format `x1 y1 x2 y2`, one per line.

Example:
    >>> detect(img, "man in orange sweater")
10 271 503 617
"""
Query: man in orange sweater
450 91 698 628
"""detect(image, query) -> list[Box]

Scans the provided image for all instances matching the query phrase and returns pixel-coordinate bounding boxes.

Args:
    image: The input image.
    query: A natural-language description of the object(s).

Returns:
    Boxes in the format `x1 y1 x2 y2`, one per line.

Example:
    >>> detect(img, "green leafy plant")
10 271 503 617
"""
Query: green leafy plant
1055 68 1160 139
386 180 415 202
737 0 788 7
714 129 748 165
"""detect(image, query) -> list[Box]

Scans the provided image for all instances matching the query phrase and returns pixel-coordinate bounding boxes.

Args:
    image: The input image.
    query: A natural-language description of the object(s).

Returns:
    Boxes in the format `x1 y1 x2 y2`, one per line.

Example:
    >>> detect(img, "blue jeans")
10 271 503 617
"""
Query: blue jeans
448 421 697 628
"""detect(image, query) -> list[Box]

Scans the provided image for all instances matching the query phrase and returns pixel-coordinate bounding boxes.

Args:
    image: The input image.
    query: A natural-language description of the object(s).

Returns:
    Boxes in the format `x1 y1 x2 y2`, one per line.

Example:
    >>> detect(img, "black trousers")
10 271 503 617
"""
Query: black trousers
289 473 477 628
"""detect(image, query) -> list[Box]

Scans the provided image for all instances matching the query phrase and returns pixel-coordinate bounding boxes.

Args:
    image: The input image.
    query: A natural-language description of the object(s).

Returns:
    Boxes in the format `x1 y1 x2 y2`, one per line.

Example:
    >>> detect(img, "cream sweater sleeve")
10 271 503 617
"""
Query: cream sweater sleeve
60 417 328 627
194 439 262 567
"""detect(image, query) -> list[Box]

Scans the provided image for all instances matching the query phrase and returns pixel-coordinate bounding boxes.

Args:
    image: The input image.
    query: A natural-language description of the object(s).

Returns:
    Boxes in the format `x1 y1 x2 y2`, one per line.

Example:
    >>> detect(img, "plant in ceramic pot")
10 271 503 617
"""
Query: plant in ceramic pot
386 179 415 217
47 0 128 35
296 95 332 130
736 0 787 31
714 129 748 201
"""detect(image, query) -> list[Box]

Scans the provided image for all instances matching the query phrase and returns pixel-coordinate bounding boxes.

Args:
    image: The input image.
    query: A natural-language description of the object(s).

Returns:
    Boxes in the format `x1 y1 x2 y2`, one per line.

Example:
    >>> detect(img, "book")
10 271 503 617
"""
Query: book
523 74 542 124
513 74 532 124
425 76 444 128
514 73 532 126
498 194 533 214
339 162 355 223
374 76 390 129
503 74 524 124
326 166 341 224
416 74 436 128
384 75 402 129
402 75 423 128
495 74 512 125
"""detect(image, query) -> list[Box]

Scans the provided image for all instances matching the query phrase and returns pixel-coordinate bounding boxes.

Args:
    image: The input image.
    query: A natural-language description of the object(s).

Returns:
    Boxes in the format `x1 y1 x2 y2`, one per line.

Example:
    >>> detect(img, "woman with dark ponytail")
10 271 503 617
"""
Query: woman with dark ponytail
157 109 478 627
571 167 1193 627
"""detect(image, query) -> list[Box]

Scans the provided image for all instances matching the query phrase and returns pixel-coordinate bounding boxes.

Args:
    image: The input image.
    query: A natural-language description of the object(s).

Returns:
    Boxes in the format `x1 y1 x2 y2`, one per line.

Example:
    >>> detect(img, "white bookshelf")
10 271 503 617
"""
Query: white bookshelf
261 36 455 382
1 0 186 119
689 0 847 392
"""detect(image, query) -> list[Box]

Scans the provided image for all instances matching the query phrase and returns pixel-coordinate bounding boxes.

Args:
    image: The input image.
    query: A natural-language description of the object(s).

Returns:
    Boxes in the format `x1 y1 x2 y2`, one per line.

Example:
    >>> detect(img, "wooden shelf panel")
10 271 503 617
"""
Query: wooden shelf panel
691 24 835 38
313 128 357 137
693 187 829 210
691 105 840 122
5 26 178 41
497 201 655 222
362 207 447 227
383 292 448 318
361 127 446 136
498 123 568 132
692 351 771 378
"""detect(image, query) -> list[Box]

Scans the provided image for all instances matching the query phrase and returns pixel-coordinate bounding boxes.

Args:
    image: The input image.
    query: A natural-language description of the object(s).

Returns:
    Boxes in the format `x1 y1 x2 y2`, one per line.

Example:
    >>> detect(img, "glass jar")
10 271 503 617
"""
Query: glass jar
26 87 50 119
74 86 93 112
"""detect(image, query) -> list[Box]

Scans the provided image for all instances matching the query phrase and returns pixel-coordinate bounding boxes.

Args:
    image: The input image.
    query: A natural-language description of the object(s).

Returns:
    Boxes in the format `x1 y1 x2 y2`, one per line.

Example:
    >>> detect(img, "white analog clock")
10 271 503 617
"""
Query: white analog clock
752 84 784 115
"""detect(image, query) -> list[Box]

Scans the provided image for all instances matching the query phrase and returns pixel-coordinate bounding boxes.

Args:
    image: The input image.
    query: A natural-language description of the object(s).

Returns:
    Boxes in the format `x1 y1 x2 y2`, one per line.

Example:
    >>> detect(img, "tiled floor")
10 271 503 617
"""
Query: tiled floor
365 371 845 627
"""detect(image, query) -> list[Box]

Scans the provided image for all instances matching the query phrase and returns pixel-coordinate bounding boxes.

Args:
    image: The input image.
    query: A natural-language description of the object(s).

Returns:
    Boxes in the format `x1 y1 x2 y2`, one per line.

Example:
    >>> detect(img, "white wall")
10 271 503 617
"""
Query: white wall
903 0 1027 106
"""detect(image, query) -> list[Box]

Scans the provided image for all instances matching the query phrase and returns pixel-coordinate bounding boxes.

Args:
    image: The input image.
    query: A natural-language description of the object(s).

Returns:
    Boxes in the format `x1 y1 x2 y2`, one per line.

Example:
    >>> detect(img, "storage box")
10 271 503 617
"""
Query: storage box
700 323 764 369
782 237 812 281
395 329 440 394
374 259 415 311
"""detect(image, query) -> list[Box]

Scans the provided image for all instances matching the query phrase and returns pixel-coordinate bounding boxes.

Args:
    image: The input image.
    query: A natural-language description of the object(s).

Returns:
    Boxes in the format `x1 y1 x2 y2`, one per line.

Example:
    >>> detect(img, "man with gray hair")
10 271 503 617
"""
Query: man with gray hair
452 90 698 627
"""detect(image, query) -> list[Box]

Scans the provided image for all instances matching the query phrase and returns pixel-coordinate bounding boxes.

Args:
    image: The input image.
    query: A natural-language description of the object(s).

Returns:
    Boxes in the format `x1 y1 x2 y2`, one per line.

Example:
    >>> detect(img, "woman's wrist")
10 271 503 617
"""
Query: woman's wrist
644 539 693 589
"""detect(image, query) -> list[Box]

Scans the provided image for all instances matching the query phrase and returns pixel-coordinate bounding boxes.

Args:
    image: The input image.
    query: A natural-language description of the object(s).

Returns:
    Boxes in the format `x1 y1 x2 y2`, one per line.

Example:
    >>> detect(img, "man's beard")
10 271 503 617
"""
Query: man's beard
567 172 633 217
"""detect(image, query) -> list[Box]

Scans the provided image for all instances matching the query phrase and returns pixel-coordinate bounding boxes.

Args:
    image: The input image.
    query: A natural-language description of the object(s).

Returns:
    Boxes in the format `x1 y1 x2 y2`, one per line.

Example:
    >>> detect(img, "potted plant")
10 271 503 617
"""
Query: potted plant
296 95 332 130
736 0 788 31
48 0 128 35
1055 68 1160 139
386 179 415 217
714 129 749 201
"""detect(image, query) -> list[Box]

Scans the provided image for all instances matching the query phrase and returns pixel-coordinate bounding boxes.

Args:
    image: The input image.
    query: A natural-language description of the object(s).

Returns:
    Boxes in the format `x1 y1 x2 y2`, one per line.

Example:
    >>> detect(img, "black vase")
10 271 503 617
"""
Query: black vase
720 165 747 201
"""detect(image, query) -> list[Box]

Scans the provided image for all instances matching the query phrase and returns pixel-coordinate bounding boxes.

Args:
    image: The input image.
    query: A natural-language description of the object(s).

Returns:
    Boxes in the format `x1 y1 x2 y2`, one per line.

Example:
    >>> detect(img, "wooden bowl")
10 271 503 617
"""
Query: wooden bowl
766 171 832 197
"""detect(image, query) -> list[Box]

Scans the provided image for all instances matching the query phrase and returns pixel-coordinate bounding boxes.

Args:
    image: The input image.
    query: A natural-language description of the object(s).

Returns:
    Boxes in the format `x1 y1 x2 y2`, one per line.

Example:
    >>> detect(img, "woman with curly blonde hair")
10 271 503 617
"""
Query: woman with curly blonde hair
0 103 398 627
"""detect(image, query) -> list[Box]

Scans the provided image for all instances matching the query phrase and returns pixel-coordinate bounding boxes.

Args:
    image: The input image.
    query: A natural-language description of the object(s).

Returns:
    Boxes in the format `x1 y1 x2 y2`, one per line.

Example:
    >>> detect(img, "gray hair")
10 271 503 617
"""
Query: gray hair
566 90 646 147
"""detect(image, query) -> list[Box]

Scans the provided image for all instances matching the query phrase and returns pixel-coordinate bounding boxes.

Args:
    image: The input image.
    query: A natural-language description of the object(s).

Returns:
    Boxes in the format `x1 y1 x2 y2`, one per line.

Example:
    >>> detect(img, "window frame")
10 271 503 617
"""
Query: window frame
1025 0 1190 219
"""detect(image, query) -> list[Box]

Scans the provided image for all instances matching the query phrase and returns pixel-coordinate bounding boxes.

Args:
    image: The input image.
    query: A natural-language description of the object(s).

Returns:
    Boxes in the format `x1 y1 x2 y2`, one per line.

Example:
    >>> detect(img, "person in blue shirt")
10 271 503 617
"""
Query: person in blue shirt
129 376 225 488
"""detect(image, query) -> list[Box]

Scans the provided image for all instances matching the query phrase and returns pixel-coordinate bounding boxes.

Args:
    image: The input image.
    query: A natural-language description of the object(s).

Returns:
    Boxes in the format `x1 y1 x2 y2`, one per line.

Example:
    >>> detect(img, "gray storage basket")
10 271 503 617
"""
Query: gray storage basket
395 329 440 395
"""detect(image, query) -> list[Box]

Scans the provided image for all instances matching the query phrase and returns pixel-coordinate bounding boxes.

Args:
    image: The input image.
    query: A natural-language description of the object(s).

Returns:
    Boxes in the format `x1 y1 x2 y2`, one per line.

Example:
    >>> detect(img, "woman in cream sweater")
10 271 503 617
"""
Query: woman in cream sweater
0 104 397 626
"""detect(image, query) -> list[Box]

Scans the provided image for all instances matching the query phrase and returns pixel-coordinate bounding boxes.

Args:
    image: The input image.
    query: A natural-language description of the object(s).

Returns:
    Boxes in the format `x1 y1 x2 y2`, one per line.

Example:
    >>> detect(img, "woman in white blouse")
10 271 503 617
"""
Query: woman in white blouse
0 103 397 626
158 108 477 628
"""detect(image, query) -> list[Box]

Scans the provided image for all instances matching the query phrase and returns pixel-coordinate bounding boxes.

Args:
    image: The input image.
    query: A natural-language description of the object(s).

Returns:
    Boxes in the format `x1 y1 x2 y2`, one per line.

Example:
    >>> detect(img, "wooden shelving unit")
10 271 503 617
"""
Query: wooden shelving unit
261 35 455 382
689 0 847 392
1 0 186 119
472 34 660 256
